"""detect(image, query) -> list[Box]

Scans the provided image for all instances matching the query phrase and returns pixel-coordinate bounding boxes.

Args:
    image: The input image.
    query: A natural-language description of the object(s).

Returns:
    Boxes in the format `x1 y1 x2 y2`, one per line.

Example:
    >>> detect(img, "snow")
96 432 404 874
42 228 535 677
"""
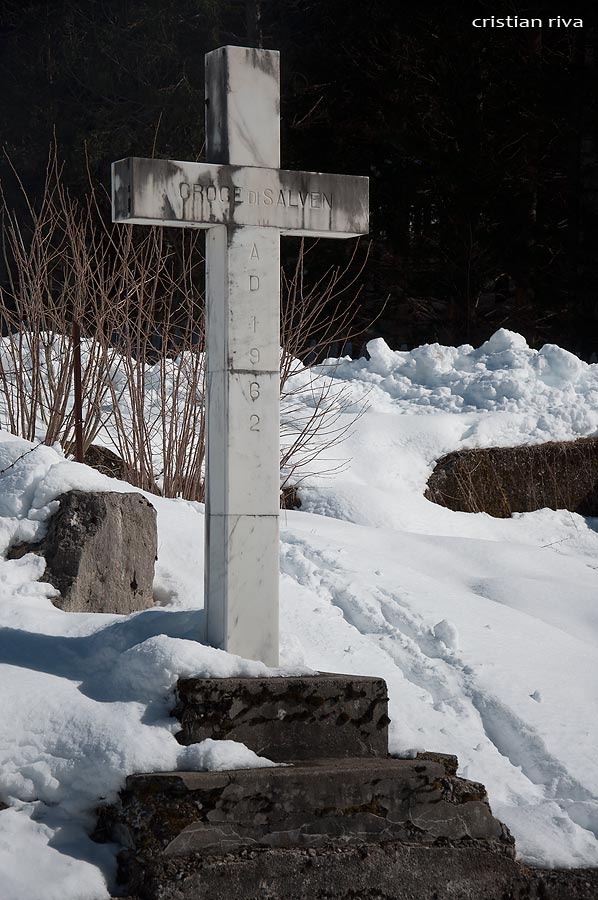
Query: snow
178 739 282 772
318 330 598 434
0 328 597 897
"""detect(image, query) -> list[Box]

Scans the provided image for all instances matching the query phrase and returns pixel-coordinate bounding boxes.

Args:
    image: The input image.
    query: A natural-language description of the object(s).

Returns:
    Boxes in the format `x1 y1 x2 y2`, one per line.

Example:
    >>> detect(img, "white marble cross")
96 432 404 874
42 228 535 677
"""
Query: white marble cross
112 45 369 665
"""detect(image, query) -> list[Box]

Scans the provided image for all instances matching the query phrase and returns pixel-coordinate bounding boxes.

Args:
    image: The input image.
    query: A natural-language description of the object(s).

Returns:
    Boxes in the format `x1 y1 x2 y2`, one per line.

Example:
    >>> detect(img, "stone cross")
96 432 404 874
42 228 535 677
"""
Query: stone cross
112 46 369 666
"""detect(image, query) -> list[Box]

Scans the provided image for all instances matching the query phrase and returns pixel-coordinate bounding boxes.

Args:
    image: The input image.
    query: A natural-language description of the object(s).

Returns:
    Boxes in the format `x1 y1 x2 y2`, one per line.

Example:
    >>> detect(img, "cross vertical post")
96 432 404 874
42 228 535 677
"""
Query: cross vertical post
204 47 282 665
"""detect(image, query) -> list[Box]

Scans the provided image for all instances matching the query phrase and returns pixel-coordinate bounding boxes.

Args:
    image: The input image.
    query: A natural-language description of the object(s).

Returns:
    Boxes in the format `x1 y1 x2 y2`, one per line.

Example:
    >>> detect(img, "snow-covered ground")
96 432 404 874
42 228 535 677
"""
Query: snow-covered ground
0 329 597 899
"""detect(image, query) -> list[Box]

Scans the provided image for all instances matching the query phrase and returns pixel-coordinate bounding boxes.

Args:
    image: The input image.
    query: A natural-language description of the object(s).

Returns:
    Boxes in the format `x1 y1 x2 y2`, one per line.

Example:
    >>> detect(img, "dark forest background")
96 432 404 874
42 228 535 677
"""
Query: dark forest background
1 1 596 358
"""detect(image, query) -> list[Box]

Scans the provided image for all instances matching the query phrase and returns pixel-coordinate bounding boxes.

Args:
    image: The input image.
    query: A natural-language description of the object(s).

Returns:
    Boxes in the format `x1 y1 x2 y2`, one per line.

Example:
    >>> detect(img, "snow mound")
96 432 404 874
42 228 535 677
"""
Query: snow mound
306 329 598 441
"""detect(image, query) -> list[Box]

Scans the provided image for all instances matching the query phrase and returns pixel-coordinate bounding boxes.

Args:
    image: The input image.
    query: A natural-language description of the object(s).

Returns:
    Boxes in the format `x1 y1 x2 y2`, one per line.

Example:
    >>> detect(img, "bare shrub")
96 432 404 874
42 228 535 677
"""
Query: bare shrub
0 147 206 497
0 147 370 502
0 152 113 451
90 220 205 498
280 239 372 490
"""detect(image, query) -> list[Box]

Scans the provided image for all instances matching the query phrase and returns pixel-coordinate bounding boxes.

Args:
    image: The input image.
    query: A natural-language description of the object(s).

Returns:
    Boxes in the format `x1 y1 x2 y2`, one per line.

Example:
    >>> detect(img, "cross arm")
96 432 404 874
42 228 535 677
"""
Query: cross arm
112 158 369 238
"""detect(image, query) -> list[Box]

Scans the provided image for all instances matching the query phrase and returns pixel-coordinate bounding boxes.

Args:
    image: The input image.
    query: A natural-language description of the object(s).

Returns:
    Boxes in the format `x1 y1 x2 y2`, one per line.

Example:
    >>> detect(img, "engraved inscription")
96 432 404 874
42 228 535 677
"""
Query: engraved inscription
250 244 260 259
113 158 369 237
250 414 260 431
249 348 260 364
179 182 333 210
250 275 260 291
250 381 260 400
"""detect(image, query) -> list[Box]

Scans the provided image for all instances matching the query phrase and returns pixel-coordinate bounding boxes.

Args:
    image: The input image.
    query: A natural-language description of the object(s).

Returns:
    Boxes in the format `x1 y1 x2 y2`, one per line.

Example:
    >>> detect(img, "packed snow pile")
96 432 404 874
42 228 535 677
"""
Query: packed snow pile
310 329 598 431
0 329 597 899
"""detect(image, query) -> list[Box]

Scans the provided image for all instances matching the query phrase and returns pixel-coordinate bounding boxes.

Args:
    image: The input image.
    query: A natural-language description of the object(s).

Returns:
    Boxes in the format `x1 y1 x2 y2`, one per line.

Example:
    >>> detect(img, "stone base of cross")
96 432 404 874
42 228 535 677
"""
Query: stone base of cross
112 46 368 666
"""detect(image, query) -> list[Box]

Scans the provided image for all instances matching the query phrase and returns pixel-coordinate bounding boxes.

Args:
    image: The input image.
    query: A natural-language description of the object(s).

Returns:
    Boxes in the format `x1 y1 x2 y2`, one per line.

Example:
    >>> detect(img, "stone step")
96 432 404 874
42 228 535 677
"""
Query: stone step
114 844 563 900
112 851 598 900
173 674 390 761
99 755 598 899
100 756 514 860
99 755 524 899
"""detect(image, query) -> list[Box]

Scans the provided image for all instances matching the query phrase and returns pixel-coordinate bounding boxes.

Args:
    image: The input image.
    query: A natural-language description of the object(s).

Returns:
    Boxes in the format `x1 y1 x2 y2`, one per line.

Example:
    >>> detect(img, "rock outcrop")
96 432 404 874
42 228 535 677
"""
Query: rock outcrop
426 437 598 517
10 490 157 614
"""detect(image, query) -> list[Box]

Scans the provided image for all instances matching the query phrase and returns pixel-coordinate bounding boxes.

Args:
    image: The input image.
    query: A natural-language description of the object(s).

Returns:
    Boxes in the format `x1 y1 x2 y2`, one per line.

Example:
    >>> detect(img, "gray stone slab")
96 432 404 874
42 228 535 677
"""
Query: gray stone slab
173 674 390 760
103 758 514 860
39 490 156 614
112 858 598 900
117 842 525 900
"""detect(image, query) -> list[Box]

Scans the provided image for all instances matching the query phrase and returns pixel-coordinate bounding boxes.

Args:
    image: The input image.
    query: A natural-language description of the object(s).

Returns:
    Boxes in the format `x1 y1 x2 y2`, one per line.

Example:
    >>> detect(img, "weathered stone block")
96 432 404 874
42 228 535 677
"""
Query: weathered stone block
116 844 529 900
524 867 598 899
83 444 128 480
415 750 459 776
103 758 514 859
40 490 157 614
425 437 598 518
174 675 390 760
